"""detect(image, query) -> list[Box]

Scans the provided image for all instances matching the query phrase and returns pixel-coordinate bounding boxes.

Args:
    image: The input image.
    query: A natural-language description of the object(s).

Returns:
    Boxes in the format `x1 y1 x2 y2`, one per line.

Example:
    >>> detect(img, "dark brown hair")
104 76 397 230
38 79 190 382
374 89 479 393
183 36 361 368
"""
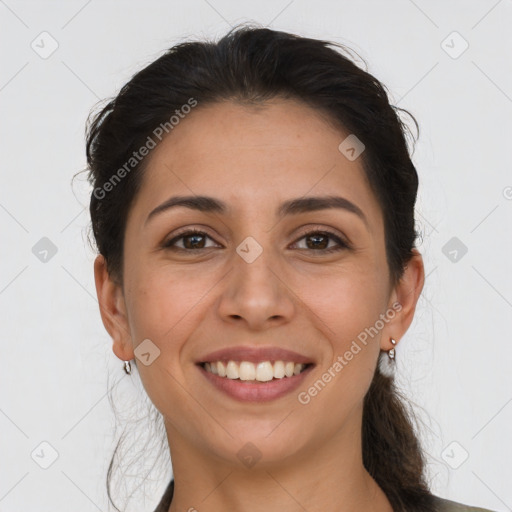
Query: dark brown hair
85 23 436 512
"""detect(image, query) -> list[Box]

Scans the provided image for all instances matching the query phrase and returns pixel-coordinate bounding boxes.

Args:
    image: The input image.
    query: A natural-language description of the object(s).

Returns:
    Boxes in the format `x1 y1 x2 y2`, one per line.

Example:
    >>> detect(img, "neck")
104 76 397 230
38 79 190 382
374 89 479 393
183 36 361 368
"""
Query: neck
165 413 392 512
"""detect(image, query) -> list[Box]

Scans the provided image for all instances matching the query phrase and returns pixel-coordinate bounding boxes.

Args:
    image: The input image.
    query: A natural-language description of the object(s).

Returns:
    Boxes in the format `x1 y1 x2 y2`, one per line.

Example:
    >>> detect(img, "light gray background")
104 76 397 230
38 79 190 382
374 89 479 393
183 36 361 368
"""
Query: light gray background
1 1 511 511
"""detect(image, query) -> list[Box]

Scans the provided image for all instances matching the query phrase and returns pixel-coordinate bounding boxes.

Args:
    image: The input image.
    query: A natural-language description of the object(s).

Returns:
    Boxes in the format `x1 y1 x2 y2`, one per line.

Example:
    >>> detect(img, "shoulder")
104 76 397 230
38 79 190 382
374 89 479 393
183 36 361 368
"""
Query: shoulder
431 494 498 512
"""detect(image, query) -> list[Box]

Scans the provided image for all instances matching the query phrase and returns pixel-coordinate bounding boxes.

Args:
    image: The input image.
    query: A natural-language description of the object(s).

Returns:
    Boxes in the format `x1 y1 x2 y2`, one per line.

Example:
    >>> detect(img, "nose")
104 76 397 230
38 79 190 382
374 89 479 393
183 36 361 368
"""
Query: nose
216 244 296 330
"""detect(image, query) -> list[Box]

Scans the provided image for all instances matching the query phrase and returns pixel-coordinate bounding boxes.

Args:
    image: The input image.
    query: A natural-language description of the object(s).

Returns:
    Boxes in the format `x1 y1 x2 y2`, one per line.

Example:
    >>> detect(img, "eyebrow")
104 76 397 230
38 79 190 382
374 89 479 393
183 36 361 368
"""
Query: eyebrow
145 194 369 229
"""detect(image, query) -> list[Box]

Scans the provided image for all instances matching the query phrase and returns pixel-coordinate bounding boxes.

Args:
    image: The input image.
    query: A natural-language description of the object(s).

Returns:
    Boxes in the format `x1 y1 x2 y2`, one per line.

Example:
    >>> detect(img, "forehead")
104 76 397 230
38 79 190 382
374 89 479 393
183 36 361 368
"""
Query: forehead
128 99 383 231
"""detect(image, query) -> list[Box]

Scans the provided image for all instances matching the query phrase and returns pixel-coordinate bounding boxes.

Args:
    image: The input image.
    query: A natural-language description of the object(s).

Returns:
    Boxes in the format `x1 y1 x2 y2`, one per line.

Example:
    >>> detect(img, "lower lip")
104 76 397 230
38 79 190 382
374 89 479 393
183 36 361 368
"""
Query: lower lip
198 364 314 402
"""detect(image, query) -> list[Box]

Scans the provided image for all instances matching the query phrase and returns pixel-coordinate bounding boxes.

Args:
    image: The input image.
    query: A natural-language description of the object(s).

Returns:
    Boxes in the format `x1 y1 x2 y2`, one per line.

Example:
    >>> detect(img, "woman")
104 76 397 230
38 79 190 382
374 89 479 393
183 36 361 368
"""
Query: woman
87 24 496 512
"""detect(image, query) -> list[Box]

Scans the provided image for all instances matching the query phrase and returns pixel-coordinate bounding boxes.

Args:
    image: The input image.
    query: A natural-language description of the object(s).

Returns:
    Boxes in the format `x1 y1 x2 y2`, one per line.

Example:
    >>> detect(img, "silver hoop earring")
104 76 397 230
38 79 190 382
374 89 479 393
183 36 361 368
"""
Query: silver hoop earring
123 360 132 375
378 338 397 377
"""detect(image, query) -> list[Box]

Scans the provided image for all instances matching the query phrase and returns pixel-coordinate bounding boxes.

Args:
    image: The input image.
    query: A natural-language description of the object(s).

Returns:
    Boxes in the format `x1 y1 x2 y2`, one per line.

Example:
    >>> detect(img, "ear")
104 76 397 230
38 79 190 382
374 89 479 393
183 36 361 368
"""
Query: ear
93 254 134 361
381 248 425 351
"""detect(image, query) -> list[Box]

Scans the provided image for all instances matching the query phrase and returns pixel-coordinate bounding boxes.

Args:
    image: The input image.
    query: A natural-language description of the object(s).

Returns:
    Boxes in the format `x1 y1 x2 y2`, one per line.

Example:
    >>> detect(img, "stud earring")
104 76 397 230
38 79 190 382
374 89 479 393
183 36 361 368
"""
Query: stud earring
378 338 397 377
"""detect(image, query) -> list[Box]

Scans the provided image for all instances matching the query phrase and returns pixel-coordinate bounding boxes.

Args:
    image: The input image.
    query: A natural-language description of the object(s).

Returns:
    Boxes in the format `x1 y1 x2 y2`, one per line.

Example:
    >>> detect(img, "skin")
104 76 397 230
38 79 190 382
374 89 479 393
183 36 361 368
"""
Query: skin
94 98 424 512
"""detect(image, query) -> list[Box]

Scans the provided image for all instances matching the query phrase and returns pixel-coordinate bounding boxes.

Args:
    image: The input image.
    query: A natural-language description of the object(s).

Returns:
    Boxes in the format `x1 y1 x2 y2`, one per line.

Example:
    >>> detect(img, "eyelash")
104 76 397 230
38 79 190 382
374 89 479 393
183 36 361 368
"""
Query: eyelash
162 227 350 254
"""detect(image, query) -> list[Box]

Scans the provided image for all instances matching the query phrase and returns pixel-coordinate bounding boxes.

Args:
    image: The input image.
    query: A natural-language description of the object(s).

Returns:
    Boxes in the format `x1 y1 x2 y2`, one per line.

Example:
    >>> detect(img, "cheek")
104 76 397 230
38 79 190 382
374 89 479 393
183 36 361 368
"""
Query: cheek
301 264 386 346
126 265 210 342
123 270 208 415
335 283 384 344
297 272 384 423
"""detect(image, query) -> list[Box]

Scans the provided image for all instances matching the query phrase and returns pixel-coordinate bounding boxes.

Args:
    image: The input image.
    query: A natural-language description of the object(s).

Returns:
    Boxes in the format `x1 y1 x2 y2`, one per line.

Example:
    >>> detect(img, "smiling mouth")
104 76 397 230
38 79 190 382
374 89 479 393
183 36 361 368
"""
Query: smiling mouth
199 360 313 382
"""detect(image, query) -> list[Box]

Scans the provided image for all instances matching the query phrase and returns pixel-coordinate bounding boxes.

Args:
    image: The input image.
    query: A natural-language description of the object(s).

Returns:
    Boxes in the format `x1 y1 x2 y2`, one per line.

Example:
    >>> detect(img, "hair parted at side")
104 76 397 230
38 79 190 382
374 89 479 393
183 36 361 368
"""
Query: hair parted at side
85 22 435 512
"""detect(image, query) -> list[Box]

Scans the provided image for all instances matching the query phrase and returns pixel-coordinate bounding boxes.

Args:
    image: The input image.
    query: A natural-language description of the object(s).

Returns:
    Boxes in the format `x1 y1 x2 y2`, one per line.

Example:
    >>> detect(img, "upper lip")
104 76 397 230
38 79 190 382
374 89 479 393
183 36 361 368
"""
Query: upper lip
197 346 315 365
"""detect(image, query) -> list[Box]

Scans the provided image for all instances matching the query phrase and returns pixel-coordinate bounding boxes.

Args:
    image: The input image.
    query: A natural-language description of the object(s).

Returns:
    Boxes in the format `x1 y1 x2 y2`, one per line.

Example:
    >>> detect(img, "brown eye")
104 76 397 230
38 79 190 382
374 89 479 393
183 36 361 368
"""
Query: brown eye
162 228 349 254
163 229 218 250
292 230 349 253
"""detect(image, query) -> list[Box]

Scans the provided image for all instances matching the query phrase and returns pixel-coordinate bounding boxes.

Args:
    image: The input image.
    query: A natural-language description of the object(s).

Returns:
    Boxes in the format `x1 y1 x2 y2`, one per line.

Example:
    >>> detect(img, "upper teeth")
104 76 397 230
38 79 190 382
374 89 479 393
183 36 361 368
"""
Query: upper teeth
204 360 307 381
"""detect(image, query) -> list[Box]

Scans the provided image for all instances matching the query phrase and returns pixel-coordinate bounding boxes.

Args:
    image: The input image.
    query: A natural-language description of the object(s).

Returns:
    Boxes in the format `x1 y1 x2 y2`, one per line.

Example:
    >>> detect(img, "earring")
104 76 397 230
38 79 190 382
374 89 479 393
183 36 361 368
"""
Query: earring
123 360 132 375
378 338 397 378
388 338 396 360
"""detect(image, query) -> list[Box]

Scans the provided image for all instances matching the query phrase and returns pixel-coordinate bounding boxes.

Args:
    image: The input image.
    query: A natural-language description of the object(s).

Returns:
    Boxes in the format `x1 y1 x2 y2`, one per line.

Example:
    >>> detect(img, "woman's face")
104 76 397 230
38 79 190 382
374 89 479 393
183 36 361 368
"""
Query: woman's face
96 98 423 468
